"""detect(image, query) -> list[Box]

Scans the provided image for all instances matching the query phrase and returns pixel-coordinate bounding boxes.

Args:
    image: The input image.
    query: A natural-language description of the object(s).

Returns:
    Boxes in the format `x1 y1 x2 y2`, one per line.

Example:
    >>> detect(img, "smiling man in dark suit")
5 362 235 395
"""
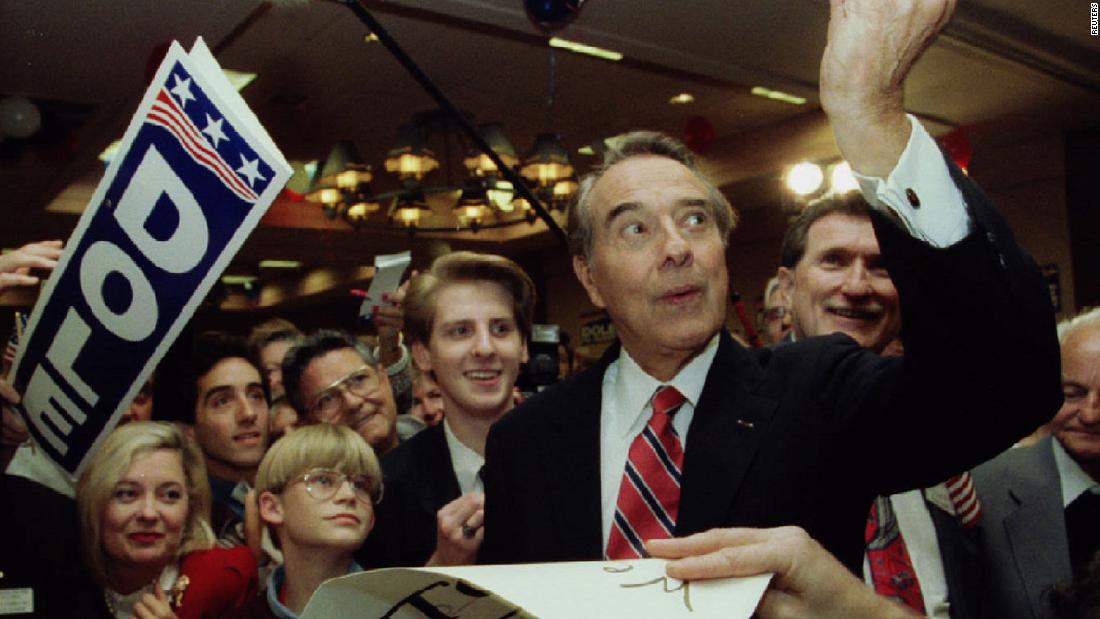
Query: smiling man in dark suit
479 0 1061 573
358 252 536 569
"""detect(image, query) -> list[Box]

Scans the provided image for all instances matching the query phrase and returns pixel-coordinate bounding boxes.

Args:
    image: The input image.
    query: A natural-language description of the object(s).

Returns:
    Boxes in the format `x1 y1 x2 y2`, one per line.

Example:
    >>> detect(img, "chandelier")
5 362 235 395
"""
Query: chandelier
304 114 576 234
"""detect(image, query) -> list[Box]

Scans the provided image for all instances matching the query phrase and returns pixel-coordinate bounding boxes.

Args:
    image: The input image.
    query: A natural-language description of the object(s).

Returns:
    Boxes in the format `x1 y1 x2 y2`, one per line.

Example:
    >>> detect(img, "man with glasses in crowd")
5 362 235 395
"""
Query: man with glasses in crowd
283 330 401 458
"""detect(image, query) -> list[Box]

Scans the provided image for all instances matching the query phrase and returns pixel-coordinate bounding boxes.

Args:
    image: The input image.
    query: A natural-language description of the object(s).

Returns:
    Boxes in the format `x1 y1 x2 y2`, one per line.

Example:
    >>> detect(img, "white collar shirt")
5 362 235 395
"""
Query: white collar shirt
1053 437 1100 508
599 333 721 553
444 419 485 494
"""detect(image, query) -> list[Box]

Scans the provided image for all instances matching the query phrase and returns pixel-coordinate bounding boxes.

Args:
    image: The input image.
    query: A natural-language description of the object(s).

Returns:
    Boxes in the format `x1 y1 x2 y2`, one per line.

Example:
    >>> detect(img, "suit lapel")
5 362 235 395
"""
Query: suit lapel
415 425 462 517
678 332 778 535
1000 439 1072 618
544 346 614 558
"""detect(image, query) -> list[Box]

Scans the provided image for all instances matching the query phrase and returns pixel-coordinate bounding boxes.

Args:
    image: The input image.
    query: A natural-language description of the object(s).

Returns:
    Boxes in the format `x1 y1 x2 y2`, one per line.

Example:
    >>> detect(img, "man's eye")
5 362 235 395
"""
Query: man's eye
622 222 646 237
684 211 708 227
449 325 470 337
491 322 515 336
1063 386 1085 401
316 392 336 409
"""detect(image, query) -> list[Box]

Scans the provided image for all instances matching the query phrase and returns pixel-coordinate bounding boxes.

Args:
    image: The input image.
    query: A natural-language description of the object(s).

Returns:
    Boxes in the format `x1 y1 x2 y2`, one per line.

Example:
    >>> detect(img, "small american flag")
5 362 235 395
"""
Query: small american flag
144 71 265 204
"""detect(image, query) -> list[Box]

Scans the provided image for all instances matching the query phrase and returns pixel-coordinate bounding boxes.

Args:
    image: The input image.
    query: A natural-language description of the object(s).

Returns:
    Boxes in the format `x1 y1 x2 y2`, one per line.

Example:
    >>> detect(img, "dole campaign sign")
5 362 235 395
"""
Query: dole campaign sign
9 39 290 475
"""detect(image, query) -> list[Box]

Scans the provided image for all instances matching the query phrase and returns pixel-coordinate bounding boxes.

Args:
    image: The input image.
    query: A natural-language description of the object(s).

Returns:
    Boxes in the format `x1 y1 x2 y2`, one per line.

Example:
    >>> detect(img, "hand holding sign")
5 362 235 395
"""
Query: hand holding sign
8 39 290 475
0 240 63 294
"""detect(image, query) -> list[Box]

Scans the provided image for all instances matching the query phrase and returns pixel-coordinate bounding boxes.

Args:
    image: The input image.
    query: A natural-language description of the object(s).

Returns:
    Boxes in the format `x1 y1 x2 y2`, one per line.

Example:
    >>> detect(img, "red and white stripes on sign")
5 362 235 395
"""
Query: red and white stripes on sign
146 89 258 203
945 472 982 528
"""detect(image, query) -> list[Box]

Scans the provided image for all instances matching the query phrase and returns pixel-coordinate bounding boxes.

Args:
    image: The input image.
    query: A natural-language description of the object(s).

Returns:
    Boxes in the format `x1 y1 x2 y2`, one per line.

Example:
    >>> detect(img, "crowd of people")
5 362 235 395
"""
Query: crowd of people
1 0 1097 617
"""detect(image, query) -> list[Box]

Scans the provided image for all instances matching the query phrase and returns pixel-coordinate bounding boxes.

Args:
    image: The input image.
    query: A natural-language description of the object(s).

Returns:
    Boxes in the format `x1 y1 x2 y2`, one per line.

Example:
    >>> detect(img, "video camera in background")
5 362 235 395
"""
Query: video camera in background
517 324 560 397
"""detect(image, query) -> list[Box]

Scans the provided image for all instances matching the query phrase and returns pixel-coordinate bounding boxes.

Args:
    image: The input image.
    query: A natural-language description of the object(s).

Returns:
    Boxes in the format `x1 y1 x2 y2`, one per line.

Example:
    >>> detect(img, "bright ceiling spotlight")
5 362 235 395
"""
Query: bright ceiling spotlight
830 161 860 194
786 162 824 196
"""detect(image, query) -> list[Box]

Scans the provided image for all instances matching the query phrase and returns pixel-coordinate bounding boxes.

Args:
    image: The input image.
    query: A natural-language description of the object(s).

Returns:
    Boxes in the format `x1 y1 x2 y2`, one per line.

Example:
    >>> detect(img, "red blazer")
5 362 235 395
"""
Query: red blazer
175 546 258 619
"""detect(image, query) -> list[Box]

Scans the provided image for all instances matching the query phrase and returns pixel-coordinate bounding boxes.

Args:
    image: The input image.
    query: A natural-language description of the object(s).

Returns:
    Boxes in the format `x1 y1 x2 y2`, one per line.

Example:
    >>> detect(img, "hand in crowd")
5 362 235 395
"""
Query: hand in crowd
0 240 63 295
426 491 484 567
0 377 27 471
648 527 924 619
132 585 180 619
820 0 955 177
375 272 416 368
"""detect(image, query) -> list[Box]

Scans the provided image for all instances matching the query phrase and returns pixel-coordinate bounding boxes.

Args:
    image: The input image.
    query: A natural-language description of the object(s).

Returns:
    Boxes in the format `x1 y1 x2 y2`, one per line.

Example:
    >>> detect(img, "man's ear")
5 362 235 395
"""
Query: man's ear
520 338 529 365
411 340 432 373
258 491 285 527
181 423 196 441
572 255 606 309
776 266 794 307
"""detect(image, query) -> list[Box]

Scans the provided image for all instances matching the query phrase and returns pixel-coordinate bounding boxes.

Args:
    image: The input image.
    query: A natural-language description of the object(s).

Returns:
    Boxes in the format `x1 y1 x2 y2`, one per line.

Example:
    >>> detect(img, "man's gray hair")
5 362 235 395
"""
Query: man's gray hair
566 131 737 259
764 276 782 306
1057 306 1100 345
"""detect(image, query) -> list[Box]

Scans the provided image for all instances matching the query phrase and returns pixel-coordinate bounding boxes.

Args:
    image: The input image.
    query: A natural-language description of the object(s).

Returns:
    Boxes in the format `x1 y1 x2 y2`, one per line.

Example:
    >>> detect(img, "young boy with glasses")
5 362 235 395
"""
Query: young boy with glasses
242 423 383 618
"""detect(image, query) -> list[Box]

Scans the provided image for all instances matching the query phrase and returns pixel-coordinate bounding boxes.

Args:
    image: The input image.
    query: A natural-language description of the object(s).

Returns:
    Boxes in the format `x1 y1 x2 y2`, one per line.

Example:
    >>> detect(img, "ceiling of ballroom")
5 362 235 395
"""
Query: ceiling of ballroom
1 0 1098 294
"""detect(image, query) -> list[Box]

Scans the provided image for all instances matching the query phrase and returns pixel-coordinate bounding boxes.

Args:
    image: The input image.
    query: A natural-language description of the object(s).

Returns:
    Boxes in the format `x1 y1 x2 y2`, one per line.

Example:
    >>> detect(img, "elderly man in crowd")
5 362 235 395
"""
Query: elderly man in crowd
282 330 402 458
479 0 1060 577
971 307 1100 619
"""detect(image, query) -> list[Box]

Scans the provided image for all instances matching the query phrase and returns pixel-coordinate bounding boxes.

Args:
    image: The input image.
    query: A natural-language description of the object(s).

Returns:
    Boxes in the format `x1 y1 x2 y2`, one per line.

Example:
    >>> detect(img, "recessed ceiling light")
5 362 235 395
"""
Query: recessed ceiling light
364 33 380 44
669 93 695 105
221 275 258 285
222 69 257 92
259 260 302 270
98 139 123 164
548 37 623 61
751 86 806 106
577 145 595 156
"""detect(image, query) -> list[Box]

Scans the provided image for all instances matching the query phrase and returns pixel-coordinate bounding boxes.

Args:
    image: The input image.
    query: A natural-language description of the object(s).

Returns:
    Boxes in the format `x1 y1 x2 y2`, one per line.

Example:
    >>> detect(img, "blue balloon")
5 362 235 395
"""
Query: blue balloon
524 0 583 30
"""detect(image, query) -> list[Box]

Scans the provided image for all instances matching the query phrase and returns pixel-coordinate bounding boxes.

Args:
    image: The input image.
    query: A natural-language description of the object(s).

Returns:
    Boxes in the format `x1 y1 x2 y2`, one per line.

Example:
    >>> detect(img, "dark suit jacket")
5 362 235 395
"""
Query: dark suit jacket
971 437 1071 619
480 159 1061 573
357 424 461 568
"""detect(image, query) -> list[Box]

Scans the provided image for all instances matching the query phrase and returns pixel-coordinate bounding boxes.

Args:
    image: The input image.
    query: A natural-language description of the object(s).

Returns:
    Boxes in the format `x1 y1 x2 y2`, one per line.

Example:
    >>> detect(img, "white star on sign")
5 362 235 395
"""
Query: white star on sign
237 155 265 188
202 115 228 148
169 75 195 108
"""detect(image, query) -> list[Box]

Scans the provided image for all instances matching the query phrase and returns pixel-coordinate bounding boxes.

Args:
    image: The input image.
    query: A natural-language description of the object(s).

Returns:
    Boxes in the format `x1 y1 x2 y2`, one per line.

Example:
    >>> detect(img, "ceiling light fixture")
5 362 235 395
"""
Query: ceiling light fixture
548 37 623 61
669 93 695 105
750 86 806 106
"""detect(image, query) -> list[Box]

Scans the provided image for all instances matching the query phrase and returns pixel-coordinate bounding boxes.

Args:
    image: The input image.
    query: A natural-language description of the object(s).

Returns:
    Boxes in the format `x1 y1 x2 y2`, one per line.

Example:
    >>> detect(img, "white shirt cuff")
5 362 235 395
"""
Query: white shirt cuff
853 115 972 248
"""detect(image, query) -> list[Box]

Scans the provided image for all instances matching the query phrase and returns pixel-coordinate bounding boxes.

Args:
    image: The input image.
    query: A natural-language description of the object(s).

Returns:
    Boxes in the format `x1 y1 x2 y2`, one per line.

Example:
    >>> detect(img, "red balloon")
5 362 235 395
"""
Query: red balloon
683 115 715 154
939 127 972 172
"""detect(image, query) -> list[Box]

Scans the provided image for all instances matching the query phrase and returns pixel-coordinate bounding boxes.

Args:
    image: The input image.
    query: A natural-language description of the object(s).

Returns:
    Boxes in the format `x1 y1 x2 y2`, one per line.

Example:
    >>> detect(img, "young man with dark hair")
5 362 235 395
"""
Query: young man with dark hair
155 331 270 545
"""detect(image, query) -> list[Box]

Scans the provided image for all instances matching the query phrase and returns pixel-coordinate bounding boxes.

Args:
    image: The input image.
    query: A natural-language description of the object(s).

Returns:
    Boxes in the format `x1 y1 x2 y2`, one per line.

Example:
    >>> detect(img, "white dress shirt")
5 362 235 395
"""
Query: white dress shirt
1053 438 1100 507
444 418 485 494
599 334 719 551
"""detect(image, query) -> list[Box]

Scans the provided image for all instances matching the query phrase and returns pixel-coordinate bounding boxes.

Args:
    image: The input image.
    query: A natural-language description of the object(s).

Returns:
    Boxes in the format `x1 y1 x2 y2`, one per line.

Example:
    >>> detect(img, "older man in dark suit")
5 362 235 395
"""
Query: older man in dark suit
479 0 1061 574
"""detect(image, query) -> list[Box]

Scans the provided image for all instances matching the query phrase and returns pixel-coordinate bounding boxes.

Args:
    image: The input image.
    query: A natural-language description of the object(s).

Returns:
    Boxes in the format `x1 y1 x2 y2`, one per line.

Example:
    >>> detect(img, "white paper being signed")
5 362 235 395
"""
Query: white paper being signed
301 559 771 618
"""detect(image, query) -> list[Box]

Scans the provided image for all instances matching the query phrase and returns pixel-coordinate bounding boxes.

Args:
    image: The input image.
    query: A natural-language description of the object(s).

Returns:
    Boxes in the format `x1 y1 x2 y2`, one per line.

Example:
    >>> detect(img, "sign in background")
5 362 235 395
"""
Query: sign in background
9 39 290 475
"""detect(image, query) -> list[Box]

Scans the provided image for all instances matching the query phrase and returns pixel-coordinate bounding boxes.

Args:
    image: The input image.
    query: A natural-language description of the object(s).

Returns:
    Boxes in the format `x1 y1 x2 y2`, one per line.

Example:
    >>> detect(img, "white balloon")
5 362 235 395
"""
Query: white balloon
0 96 42 139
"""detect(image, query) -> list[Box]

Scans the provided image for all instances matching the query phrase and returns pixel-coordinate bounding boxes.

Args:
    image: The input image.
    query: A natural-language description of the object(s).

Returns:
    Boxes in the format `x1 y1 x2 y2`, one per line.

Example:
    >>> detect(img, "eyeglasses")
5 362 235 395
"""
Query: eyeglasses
278 468 383 504
309 365 381 418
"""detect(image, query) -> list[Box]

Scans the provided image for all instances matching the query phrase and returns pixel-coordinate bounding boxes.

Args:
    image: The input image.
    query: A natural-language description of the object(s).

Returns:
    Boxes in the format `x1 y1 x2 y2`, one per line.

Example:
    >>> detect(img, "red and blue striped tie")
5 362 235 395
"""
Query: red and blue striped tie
606 385 686 559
